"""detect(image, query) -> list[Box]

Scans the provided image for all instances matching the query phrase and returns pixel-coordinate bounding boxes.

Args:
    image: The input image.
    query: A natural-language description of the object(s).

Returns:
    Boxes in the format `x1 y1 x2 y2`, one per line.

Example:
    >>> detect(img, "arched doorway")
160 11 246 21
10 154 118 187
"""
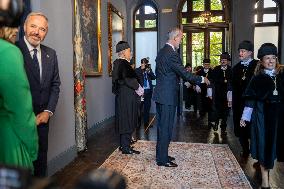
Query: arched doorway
178 0 231 68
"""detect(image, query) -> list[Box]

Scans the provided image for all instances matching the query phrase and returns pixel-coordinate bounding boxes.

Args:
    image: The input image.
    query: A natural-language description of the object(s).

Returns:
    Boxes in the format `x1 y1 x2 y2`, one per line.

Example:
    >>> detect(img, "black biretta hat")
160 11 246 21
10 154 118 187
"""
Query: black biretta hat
220 52 231 60
203 58 211 64
238 40 254 52
257 43 278 59
116 41 130 53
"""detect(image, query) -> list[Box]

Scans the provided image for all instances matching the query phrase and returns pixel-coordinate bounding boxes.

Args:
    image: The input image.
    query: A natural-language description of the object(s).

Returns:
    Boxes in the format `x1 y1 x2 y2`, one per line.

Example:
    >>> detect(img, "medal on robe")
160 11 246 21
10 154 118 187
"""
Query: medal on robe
224 79 227 83
242 76 246 80
273 89 278 96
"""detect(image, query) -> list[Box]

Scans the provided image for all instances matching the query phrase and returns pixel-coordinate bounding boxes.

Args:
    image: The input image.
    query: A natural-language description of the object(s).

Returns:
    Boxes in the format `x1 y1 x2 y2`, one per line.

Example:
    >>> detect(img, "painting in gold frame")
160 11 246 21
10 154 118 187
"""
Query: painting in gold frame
75 0 102 76
108 3 124 76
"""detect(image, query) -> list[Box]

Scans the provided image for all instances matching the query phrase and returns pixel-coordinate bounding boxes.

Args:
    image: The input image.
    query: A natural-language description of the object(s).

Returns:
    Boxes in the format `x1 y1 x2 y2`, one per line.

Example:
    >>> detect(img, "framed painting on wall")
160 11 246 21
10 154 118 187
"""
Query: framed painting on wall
108 3 124 76
75 0 102 76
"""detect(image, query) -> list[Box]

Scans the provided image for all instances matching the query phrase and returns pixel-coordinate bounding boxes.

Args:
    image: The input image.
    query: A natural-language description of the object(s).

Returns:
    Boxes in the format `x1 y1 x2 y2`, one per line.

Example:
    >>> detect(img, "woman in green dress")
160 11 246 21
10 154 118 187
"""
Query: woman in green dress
0 35 38 171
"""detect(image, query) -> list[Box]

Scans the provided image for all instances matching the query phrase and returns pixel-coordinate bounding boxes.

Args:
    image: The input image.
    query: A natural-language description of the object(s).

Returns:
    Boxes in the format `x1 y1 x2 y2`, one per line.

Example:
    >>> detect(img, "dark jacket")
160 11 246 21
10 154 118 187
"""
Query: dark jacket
135 67 156 90
17 39 61 114
152 44 202 106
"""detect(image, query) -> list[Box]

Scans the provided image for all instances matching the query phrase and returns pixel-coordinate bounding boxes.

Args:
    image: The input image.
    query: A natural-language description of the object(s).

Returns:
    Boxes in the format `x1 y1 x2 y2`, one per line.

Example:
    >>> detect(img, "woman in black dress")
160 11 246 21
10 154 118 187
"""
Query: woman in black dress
240 43 284 189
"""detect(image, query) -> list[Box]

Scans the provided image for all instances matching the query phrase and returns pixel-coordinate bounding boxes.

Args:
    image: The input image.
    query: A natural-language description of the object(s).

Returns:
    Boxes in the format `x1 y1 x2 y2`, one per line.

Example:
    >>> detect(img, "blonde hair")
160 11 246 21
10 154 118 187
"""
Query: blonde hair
0 27 18 43
254 58 283 75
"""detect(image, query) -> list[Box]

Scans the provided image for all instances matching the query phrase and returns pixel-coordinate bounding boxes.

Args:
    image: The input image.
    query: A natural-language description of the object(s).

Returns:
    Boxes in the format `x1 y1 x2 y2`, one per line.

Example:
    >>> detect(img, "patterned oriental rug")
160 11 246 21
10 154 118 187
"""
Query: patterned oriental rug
100 141 252 189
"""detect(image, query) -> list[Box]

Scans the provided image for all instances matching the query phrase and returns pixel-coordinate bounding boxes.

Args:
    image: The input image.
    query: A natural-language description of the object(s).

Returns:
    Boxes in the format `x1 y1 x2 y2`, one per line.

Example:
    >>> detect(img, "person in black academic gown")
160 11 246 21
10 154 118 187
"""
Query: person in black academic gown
112 41 143 155
196 59 213 126
232 40 258 158
240 43 284 189
208 52 232 133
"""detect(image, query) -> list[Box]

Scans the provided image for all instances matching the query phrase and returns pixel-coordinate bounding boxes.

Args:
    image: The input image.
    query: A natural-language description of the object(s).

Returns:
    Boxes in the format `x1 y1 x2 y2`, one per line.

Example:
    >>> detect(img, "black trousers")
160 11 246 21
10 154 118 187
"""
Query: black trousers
143 89 152 126
155 103 176 164
33 124 49 177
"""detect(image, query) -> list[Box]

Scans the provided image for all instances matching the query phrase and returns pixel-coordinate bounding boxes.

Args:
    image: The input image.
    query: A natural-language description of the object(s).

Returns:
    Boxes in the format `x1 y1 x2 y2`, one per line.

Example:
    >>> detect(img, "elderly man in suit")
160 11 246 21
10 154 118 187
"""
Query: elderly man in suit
153 27 210 167
17 12 61 177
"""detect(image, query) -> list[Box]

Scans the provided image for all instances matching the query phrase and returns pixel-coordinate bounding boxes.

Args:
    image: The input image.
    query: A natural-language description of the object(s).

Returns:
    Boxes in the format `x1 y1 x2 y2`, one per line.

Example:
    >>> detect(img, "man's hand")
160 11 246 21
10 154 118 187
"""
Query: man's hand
240 119 246 127
203 77 210 85
36 112 50 125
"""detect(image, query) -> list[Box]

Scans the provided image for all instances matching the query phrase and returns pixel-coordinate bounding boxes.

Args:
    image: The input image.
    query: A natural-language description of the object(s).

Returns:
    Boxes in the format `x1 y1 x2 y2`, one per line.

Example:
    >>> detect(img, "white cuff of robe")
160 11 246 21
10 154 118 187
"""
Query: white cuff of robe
44 110 53 117
227 91 232 102
195 85 201 93
241 107 253 121
207 88 212 97
184 82 191 88
201 76 204 83
135 84 144 96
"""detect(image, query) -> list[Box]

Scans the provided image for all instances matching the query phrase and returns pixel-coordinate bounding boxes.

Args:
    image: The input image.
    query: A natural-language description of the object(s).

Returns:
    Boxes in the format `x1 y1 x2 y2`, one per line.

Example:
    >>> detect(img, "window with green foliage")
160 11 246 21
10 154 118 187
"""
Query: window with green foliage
180 0 226 68
182 33 187 65
210 0 223 10
192 17 205 23
211 16 223 23
182 18 187 24
210 32 223 66
192 32 204 68
193 0 205 11
135 5 157 29
145 20 156 28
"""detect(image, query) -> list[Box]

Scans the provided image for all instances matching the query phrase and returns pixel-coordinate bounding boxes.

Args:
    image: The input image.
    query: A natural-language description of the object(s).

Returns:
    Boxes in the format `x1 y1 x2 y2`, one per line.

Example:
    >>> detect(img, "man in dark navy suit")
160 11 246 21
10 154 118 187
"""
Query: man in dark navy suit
17 12 60 177
152 27 210 167
135 57 156 127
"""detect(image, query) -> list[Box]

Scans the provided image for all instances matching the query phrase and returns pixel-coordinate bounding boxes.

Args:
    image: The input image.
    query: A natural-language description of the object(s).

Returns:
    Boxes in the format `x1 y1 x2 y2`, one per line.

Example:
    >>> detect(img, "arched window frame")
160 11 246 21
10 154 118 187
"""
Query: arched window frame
254 0 282 59
133 2 158 67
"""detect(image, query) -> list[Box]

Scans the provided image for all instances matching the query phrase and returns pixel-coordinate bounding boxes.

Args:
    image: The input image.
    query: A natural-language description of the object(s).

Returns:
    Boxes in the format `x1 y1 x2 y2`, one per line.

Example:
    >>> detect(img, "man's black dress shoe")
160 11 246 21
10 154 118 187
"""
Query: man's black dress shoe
119 146 133 151
121 148 140 154
157 161 178 167
168 156 175 161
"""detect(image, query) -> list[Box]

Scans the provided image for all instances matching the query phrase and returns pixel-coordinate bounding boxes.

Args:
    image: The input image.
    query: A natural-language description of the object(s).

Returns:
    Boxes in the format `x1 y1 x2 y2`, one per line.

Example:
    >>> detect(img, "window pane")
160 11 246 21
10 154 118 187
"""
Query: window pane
135 20 140 28
254 14 258 23
211 0 223 10
192 17 205 23
182 18 187 24
145 20 156 28
255 2 258 8
263 14 277 22
192 32 204 68
145 6 156 14
211 16 223 22
264 0 277 8
254 26 279 58
182 33 187 65
210 32 223 66
182 1 188 12
193 0 204 11
136 10 140 15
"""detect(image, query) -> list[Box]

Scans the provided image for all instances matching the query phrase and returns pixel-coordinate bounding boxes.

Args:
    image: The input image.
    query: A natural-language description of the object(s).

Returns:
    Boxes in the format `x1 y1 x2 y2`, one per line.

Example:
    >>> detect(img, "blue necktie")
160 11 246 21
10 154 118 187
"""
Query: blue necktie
143 73 148 88
33 49 40 80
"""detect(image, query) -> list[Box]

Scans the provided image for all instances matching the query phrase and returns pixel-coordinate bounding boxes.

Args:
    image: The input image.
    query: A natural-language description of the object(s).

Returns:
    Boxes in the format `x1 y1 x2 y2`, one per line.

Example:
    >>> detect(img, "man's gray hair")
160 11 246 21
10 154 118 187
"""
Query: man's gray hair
167 27 182 40
24 12 49 26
